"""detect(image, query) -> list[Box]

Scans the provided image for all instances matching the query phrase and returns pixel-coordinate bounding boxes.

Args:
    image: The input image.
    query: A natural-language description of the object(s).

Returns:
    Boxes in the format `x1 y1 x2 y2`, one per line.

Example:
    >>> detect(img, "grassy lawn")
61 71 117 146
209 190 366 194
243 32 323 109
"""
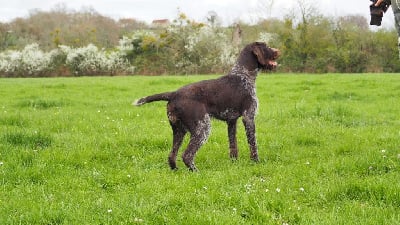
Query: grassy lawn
0 74 400 224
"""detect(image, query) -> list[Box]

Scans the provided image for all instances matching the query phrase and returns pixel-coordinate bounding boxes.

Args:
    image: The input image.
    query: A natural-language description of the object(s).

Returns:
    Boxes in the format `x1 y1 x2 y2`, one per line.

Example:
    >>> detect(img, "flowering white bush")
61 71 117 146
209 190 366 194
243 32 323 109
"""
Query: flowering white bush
0 43 131 77
166 24 238 74
61 44 131 75
105 51 135 74
0 21 241 77
118 31 158 55
0 43 51 77
118 36 134 53
193 26 238 72
62 44 103 75
258 32 278 44
117 21 239 75
22 44 51 74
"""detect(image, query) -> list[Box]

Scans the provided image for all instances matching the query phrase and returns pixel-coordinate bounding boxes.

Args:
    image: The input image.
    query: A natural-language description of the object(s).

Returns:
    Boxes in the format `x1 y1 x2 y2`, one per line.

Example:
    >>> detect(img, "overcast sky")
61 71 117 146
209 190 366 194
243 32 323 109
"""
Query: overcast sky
0 0 395 28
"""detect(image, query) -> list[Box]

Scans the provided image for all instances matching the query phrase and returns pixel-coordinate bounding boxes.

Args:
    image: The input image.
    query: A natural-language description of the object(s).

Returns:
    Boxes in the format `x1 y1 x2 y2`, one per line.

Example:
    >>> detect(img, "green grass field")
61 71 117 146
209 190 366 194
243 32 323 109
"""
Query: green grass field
1 74 400 224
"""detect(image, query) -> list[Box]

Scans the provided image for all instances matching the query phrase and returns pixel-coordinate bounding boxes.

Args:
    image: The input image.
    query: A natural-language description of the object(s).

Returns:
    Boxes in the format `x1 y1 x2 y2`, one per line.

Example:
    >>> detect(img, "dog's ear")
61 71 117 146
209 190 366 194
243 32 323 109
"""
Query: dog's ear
252 42 268 66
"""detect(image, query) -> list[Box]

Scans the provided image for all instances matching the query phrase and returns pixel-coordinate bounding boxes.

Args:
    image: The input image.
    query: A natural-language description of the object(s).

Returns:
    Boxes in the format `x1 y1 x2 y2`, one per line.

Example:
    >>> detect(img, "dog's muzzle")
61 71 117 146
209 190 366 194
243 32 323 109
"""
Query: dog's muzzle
267 48 280 70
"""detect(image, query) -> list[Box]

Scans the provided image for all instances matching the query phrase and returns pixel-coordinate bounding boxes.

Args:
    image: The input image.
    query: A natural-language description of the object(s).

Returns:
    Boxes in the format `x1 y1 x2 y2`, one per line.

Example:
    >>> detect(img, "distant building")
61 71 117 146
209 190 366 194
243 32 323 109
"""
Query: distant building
151 19 170 28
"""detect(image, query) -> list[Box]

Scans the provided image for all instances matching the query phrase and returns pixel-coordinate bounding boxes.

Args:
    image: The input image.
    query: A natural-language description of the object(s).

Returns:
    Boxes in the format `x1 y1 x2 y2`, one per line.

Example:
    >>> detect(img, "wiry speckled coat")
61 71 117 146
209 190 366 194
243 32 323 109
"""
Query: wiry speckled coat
135 42 279 171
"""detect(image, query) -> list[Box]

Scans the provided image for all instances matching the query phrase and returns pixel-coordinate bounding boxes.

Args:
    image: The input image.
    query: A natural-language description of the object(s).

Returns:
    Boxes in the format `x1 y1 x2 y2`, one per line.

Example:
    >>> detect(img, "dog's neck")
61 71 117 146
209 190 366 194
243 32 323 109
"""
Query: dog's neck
229 64 258 84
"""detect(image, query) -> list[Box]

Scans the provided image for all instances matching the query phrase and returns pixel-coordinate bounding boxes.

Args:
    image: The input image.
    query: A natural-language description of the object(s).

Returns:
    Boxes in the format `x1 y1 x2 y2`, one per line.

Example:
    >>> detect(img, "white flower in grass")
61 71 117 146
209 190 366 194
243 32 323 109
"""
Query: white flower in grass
134 218 144 222
276 188 281 193
244 184 253 193
381 149 387 159
107 209 112 213
369 166 374 170
299 187 305 192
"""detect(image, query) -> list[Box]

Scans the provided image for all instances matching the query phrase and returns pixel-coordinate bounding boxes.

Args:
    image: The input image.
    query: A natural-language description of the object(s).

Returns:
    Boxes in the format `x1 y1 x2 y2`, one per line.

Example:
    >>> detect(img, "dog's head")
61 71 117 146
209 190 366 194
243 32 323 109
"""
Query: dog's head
251 42 280 70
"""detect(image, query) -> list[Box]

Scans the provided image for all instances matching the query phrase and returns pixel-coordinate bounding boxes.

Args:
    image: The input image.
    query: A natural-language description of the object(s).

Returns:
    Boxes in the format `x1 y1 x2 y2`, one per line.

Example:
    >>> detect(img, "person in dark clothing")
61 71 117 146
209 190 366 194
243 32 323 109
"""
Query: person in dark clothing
375 0 400 58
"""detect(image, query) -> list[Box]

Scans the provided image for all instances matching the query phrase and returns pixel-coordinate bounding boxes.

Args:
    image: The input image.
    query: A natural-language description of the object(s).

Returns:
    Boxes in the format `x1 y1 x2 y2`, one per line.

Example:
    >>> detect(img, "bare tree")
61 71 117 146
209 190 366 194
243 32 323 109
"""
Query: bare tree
257 0 275 18
296 0 319 25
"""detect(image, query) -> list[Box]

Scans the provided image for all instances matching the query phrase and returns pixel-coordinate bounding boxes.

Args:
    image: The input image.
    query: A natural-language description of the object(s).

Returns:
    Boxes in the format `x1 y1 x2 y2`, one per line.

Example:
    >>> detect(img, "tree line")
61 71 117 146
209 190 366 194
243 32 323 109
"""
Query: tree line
1 4 399 77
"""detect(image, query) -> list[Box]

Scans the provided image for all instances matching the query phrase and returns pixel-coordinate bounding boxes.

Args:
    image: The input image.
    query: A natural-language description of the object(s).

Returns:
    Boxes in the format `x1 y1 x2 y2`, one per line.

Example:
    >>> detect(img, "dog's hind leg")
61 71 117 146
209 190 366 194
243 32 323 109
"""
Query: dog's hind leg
167 103 186 170
182 114 211 171
168 123 186 170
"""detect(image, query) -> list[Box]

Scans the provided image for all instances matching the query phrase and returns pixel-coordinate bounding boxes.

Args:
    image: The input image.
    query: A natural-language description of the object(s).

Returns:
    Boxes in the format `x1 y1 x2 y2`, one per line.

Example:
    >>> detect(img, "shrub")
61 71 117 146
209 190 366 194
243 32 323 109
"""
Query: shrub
0 44 51 77
61 44 131 76
118 15 239 75
0 44 132 77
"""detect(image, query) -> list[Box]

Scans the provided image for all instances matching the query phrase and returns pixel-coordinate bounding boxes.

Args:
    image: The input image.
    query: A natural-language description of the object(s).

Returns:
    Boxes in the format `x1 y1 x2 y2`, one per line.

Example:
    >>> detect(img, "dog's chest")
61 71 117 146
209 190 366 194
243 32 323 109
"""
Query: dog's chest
211 86 258 120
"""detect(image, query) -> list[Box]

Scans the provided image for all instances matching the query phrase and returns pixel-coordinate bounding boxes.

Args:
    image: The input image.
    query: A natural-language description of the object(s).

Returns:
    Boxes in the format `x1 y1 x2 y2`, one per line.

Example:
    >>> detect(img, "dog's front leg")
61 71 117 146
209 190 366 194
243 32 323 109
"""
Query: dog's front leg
227 119 238 159
242 113 259 162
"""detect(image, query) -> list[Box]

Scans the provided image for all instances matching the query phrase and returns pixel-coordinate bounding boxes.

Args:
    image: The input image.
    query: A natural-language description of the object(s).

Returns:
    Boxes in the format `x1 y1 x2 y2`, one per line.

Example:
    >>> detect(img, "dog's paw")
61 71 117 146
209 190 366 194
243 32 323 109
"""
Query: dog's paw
250 155 259 162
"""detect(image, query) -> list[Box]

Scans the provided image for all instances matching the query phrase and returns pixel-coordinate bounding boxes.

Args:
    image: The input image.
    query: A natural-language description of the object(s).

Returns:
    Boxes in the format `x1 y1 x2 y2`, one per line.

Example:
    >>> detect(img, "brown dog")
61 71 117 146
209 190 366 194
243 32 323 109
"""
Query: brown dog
135 42 279 171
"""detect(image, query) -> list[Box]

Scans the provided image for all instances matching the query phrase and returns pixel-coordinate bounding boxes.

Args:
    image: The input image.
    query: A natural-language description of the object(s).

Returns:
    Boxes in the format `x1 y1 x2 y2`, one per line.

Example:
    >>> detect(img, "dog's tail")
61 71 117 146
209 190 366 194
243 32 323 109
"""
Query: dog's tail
133 92 174 106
